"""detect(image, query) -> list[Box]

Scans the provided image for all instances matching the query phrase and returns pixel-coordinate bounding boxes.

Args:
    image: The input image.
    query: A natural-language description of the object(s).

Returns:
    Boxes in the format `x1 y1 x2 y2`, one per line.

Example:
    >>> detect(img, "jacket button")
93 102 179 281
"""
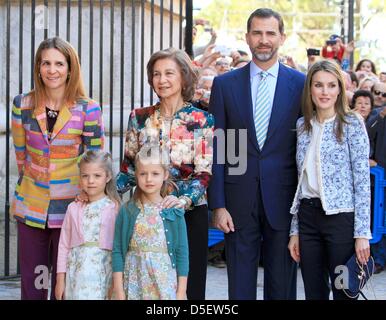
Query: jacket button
165 229 168 232
167 241 170 244
170 252 173 256
172 264 175 267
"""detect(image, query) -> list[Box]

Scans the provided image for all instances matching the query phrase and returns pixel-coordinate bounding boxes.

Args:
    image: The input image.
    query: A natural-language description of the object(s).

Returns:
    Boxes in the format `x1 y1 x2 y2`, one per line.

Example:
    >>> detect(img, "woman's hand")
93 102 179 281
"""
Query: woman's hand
162 195 184 209
75 190 89 203
355 238 370 265
288 235 300 263
55 273 66 300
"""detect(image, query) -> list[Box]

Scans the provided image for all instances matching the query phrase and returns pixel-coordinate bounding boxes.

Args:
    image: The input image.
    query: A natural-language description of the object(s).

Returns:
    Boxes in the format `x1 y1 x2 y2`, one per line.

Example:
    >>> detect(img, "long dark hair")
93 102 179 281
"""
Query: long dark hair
355 59 377 74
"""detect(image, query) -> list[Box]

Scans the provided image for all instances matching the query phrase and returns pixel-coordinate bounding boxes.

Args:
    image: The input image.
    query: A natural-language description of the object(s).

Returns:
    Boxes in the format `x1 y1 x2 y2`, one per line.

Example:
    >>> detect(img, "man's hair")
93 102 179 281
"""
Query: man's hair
247 8 284 34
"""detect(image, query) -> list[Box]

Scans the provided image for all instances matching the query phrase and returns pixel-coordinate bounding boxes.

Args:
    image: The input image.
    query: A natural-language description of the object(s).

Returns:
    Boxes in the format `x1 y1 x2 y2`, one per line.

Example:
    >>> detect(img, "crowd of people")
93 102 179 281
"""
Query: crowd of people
10 6 386 301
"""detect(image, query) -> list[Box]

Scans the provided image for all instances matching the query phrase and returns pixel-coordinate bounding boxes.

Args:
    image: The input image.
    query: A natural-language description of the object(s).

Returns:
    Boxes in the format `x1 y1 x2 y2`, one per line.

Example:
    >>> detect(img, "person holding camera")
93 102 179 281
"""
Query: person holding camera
192 19 217 58
193 68 217 111
321 35 345 63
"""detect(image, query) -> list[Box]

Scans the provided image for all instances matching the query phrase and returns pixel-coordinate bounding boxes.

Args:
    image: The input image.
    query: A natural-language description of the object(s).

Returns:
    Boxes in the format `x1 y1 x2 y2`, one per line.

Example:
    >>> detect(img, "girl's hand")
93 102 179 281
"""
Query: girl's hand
75 190 89 203
106 285 114 300
176 290 187 300
288 235 300 263
355 238 370 265
55 273 66 300
113 288 126 300
162 195 184 209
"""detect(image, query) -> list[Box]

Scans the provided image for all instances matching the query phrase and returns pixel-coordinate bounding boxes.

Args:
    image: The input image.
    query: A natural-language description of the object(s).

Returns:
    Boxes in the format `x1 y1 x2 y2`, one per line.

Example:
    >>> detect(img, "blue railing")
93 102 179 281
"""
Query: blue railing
208 228 224 247
370 166 386 244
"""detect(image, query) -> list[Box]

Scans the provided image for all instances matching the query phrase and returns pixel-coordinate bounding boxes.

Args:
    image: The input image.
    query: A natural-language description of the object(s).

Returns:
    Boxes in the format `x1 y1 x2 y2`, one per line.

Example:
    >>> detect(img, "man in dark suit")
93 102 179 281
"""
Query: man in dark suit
208 8 305 300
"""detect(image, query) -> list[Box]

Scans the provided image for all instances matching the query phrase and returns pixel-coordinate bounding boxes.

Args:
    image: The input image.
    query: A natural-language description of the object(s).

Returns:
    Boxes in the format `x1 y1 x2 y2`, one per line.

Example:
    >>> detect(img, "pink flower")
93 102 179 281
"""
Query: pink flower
147 216 157 225
171 125 191 140
191 111 205 122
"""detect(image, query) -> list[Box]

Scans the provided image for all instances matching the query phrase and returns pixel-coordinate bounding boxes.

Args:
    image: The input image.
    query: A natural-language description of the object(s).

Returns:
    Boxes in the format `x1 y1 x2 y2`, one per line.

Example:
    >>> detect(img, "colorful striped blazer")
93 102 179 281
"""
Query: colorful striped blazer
11 92 104 229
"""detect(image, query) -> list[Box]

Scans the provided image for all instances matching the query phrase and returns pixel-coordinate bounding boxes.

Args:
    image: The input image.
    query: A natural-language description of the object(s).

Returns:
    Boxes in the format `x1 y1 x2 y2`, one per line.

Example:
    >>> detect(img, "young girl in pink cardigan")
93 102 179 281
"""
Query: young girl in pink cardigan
55 150 121 300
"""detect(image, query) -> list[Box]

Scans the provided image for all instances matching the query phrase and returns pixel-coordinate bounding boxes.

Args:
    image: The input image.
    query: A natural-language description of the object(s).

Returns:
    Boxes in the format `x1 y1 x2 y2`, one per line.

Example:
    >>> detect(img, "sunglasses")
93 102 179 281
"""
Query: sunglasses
373 90 386 98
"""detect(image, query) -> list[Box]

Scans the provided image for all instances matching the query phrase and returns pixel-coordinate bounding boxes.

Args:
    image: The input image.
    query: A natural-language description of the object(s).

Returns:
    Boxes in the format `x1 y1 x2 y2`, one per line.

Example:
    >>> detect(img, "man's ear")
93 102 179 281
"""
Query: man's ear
280 33 287 46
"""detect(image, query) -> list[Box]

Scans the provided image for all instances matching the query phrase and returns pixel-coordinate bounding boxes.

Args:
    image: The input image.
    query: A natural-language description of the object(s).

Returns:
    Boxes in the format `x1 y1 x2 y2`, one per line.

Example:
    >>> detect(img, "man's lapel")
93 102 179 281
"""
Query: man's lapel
231 63 260 151
265 64 296 145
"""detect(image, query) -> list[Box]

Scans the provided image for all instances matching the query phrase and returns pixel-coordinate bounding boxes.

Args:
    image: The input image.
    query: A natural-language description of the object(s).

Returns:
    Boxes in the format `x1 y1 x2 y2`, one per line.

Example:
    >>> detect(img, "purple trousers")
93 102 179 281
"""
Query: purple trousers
17 222 61 300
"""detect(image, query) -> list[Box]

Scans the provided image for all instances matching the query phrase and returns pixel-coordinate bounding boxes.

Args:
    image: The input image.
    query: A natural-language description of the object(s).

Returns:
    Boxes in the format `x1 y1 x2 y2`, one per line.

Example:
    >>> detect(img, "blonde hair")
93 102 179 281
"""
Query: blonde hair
32 37 87 110
78 150 121 205
132 145 177 207
301 59 350 142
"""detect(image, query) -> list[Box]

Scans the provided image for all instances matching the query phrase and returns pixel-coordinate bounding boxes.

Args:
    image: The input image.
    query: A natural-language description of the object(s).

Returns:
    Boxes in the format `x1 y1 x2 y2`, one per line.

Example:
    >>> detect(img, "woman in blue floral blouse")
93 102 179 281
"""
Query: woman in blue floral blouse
287 60 371 300
116 48 214 300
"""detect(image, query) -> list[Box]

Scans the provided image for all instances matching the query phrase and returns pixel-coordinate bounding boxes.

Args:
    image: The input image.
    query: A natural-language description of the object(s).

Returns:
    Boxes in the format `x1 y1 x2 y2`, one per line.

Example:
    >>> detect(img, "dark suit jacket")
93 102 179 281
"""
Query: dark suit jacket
208 62 305 230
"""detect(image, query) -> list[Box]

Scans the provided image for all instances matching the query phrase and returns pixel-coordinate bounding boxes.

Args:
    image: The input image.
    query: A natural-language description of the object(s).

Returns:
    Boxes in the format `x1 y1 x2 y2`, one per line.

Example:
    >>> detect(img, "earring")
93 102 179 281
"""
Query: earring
38 73 41 78
67 73 71 80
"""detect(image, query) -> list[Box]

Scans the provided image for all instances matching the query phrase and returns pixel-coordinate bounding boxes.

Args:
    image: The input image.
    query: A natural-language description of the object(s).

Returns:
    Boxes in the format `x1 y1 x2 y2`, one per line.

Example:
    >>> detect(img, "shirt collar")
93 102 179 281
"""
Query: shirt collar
250 60 280 79
311 113 337 125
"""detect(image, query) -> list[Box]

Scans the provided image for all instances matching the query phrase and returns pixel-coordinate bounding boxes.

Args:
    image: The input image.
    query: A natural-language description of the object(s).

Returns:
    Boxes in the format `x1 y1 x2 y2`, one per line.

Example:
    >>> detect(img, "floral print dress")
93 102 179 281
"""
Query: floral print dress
65 197 113 300
124 203 177 300
117 103 214 207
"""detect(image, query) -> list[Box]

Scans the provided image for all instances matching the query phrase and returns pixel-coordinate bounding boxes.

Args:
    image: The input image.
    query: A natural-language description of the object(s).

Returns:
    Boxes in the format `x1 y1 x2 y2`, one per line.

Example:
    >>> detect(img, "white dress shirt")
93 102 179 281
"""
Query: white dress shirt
249 60 279 116
300 115 336 199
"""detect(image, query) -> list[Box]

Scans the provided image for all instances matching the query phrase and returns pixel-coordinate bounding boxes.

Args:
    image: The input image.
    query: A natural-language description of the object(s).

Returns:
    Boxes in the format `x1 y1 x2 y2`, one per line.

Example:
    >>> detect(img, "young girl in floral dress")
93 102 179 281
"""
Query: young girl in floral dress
112 146 189 300
55 150 121 300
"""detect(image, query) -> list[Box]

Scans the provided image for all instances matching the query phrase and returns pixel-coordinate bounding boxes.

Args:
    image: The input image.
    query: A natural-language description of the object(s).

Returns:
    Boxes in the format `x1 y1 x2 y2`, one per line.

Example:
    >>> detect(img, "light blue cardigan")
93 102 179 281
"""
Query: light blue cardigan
290 113 372 239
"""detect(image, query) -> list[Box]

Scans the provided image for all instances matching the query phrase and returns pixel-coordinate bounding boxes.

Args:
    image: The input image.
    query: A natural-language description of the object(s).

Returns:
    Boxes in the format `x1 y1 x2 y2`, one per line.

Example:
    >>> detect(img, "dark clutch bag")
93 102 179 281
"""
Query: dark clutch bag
343 254 374 299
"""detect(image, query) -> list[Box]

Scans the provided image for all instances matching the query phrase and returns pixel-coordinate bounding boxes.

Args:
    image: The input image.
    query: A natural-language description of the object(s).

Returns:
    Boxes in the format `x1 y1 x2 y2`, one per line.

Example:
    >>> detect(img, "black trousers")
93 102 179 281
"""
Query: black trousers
185 205 208 300
298 198 356 300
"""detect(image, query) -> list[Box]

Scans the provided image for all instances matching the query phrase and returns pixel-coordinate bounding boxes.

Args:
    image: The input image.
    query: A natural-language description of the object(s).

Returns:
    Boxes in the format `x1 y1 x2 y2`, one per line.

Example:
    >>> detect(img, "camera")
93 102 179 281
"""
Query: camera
204 26 213 32
306 48 320 56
